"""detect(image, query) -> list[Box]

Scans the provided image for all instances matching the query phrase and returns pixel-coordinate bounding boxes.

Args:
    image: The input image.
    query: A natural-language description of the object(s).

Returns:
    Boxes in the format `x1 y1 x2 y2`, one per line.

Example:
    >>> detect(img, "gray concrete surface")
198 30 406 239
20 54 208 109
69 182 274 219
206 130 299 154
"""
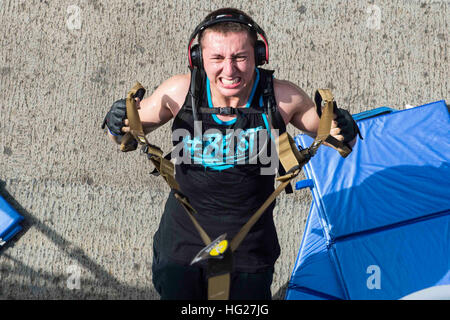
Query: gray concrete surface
0 0 448 299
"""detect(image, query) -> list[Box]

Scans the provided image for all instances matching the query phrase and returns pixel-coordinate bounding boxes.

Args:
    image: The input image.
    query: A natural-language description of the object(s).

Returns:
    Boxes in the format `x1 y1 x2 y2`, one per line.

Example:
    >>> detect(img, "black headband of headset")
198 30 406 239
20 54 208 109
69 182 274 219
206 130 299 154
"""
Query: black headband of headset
187 13 269 68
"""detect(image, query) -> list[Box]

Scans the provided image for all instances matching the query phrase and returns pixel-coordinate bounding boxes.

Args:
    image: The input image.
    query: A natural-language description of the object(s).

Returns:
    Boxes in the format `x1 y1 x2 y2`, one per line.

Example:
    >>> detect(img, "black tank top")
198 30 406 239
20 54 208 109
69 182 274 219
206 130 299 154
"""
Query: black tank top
154 68 281 273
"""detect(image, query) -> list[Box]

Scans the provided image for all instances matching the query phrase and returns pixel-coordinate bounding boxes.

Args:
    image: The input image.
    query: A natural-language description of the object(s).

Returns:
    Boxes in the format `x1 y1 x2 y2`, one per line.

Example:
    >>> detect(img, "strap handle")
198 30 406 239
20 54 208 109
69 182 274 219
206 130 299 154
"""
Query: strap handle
260 69 293 194
121 82 211 246
314 89 352 158
120 82 149 151
119 81 351 301
230 89 353 253
230 177 293 252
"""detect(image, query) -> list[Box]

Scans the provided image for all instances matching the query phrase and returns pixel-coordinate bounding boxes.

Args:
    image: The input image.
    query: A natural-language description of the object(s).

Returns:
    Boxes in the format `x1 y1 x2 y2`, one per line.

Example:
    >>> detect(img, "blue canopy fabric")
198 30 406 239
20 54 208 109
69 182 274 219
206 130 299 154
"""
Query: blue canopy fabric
0 194 24 246
286 100 450 300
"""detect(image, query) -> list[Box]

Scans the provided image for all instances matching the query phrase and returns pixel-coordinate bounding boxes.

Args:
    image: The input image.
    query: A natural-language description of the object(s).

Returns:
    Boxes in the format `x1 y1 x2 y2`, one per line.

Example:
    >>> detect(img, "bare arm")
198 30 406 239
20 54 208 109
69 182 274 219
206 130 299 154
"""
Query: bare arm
274 79 357 148
273 79 319 137
108 74 190 144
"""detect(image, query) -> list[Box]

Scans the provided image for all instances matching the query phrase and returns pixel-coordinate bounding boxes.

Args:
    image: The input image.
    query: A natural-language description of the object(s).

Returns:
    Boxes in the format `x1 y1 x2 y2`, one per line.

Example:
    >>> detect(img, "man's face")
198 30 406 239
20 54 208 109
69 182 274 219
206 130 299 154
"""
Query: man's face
201 30 256 100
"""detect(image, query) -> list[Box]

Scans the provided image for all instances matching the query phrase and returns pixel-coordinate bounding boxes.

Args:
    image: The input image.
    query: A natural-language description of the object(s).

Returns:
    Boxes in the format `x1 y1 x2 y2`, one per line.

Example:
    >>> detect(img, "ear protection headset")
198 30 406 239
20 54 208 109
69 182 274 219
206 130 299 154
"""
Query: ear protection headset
187 12 269 69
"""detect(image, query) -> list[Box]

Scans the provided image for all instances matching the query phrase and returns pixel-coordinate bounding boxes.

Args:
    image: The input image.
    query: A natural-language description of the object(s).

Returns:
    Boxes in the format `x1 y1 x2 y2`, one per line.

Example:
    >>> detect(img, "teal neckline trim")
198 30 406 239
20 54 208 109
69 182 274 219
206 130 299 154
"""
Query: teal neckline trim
206 68 260 125
259 90 273 141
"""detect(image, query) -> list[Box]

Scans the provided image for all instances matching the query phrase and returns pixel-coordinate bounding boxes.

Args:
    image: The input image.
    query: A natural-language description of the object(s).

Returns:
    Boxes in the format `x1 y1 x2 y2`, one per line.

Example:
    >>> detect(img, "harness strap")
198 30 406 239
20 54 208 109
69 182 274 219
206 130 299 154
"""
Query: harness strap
121 82 211 246
314 89 352 158
229 174 294 252
259 70 294 194
229 89 352 260
195 107 264 115
173 192 212 246
121 82 150 150
121 80 351 301
207 248 233 300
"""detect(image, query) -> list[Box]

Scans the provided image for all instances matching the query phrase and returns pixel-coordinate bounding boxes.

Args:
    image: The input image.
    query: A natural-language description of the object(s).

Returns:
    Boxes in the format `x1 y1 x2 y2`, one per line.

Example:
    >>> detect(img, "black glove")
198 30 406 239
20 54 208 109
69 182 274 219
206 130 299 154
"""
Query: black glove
101 99 127 136
334 105 363 144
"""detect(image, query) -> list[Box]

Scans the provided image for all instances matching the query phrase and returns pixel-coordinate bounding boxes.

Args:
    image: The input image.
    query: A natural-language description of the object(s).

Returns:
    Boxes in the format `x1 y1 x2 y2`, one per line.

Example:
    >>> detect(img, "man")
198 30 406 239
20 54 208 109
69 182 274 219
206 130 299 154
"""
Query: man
103 8 359 300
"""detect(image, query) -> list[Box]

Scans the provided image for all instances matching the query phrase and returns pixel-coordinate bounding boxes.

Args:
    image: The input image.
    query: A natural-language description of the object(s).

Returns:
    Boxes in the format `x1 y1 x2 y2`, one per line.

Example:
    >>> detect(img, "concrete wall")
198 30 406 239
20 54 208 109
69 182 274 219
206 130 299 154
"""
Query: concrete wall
0 0 448 299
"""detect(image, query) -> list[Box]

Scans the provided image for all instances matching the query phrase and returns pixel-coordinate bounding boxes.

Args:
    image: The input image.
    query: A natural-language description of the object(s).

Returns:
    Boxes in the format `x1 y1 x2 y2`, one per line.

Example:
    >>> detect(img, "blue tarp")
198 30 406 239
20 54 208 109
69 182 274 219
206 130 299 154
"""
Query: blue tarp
286 100 450 300
0 194 24 246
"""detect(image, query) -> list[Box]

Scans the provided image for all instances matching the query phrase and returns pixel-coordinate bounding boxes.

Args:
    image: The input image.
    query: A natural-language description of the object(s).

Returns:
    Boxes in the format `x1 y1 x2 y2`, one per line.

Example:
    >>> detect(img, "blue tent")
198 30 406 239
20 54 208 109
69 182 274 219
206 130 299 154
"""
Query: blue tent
285 100 450 300
0 194 24 247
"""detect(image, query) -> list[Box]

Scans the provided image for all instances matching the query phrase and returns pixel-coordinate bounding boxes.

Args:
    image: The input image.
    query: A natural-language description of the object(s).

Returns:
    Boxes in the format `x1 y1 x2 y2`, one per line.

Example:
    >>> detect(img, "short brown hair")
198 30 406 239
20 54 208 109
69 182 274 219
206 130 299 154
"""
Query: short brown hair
198 8 258 48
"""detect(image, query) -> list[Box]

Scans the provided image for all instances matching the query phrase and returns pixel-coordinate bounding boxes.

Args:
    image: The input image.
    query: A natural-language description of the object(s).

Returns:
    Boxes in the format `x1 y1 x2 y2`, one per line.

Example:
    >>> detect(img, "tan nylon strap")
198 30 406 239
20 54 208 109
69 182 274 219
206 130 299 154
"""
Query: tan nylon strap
208 273 230 300
121 82 218 299
119 133 138 152
229 89 355 254
121 82 210 246
174 193 211 246
315 89 352 158
120 82 149 151
317 88 334 101
148 155 180 191
121 82 350 300
316 89 335 140
127 82 149 144
145 145 164 158
277 132 308 173
230 177 294 252
227 132 301 291
122 82 181 190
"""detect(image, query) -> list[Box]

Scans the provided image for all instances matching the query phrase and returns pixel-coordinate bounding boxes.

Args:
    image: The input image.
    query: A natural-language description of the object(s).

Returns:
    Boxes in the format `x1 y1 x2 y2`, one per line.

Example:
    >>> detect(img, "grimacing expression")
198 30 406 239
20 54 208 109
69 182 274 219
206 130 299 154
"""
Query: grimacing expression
201 30 256 100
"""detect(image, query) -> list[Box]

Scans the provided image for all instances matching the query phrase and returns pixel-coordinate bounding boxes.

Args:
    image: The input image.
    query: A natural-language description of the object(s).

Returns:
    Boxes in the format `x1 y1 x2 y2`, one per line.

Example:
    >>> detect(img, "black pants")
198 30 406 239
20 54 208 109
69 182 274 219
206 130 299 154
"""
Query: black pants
152 255 274 300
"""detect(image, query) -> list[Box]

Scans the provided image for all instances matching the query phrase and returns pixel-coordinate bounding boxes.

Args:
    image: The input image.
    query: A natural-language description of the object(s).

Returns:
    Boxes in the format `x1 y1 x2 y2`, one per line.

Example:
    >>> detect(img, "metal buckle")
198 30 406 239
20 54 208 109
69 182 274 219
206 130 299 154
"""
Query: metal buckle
219 107 233 115
286 165 301 175
191 233 228 265
141 144 162 158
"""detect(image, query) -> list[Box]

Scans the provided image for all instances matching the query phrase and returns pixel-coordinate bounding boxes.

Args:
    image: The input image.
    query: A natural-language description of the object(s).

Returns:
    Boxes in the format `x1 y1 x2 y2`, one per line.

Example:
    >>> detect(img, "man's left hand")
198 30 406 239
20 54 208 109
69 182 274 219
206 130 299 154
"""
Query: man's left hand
330 107 362 149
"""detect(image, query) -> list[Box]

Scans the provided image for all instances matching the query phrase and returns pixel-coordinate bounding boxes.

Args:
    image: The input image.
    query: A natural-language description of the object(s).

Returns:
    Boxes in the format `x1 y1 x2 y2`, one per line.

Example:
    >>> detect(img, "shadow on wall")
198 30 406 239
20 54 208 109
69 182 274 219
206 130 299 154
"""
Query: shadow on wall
0 180 160 299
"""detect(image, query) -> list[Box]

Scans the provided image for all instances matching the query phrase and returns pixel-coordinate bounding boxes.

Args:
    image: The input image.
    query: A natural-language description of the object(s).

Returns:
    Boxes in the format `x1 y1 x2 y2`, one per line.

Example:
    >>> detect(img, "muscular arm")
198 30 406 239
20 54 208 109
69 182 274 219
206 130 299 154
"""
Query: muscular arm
274 79 357 148
108 74 190 144
273 79 319 138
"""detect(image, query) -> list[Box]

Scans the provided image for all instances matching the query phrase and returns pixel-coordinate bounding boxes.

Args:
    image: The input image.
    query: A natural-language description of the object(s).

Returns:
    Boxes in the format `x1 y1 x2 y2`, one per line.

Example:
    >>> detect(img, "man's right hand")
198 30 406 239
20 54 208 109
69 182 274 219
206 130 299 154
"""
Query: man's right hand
102 98 127 137
102 98 143 144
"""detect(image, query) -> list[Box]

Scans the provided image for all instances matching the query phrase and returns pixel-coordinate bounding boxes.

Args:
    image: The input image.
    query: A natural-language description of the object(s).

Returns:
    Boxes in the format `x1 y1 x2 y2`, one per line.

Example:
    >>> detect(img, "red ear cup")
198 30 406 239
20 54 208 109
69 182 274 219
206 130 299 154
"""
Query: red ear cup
254 40 268 66
190 44 203 69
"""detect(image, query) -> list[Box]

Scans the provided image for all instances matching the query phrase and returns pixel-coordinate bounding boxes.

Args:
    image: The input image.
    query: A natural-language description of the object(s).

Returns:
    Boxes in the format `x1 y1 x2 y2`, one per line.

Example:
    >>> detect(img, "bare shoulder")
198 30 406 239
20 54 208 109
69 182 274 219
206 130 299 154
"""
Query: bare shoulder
273 78 315 125
164 73 191 89
153 73 191 116
136 73 191 127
